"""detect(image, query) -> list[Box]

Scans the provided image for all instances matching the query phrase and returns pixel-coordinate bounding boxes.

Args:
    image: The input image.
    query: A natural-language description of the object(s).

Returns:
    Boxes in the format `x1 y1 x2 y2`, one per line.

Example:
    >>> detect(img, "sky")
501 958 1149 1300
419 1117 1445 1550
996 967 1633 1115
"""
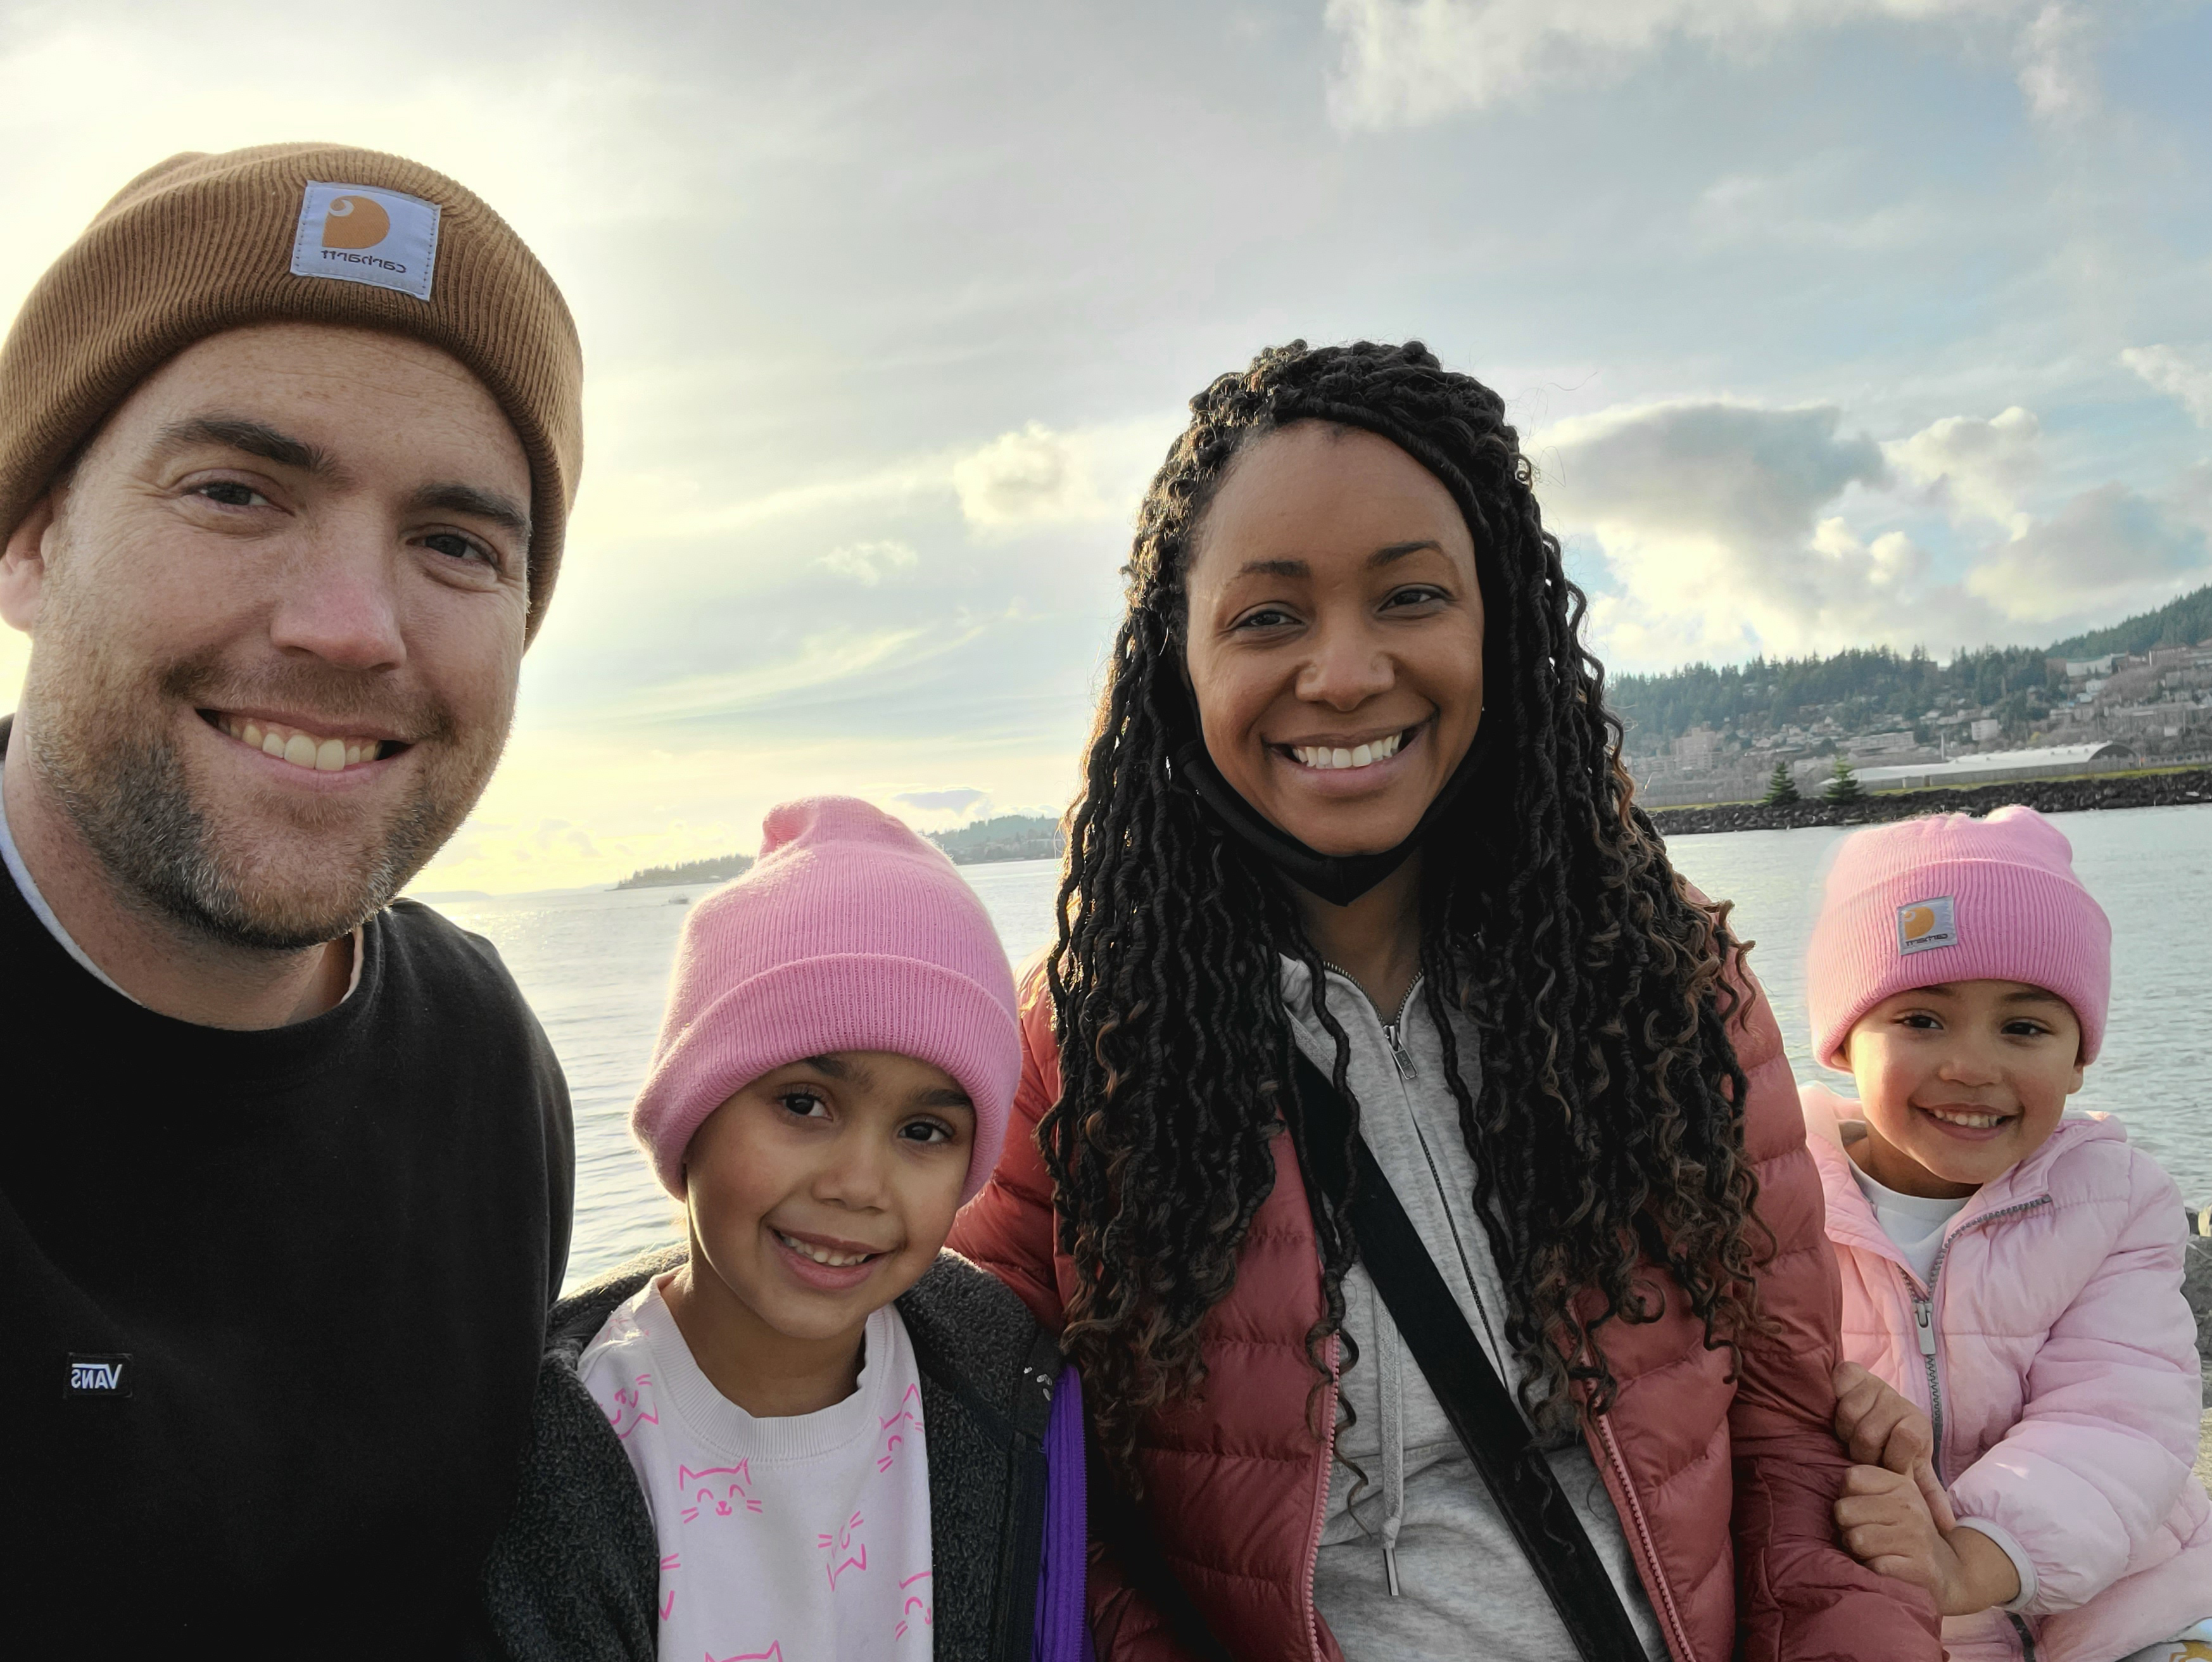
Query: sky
0 0 2207 892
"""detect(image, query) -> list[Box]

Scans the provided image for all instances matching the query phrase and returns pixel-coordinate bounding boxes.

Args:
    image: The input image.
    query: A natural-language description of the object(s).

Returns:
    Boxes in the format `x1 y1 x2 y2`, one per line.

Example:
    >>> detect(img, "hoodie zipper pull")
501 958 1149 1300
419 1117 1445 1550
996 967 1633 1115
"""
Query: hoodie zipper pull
1382 1022 1417 1081
1912 1295 1937 1359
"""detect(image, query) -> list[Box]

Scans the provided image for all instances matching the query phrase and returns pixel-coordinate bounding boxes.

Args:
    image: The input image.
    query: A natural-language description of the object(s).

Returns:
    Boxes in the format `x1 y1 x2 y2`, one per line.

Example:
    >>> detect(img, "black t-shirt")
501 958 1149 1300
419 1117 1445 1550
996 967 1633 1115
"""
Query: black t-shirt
0 759 573 1652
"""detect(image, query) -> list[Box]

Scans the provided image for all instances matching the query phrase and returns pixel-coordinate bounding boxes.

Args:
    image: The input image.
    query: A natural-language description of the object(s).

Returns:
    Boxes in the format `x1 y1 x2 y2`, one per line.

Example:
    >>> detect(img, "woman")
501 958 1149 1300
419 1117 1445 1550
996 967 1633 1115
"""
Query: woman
950 340 1938 1661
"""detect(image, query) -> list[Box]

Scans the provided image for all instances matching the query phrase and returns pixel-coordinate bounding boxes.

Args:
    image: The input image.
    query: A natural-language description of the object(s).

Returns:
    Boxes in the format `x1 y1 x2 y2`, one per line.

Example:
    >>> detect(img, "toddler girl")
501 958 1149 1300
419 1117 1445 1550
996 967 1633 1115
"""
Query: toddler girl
1802 806 2209 1662
483 797 1090 1662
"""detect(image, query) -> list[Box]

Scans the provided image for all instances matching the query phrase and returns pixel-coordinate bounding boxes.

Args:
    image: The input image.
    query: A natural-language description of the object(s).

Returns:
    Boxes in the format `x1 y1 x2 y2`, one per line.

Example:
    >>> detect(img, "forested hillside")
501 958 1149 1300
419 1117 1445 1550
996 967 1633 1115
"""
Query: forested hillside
926 813 1061 864
2046 584 2212 659
1606 584 2211 749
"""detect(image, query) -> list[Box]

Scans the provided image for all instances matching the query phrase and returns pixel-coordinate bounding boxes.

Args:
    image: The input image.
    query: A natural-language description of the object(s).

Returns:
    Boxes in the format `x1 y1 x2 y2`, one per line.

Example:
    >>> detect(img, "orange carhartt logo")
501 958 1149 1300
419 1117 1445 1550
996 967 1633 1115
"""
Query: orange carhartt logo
320 194 391 250
291 181 441 302
1896 896 1957 956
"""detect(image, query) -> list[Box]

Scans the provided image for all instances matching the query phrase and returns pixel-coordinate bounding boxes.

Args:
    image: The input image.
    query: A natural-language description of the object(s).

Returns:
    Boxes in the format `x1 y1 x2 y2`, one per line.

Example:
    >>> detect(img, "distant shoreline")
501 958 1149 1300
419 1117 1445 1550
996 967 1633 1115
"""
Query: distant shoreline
1648 766 2212 836
613 857 754 891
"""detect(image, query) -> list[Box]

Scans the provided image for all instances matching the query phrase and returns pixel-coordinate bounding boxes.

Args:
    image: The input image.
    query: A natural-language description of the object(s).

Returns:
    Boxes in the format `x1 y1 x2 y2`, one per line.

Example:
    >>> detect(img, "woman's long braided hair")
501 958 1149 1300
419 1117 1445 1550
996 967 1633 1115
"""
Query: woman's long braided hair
1040 341 1773 1491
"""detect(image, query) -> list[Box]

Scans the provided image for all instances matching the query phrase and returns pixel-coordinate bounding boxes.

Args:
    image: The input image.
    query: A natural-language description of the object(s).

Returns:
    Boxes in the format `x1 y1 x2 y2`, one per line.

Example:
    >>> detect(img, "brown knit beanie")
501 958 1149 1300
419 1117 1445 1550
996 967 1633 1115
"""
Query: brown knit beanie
0 143 583 640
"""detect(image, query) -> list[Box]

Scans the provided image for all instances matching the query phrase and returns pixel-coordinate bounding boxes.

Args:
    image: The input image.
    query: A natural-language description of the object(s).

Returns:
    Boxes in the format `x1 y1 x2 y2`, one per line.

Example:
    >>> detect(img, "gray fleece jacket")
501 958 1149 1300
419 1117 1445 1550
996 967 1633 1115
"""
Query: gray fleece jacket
481 1243 1067 1662
1285 960 1669 1662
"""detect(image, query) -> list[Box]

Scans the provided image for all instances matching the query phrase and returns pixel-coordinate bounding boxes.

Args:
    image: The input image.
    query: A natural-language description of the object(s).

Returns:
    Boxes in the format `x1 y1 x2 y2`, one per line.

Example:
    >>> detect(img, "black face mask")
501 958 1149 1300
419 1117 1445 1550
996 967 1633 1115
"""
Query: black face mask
1169 716 1495 908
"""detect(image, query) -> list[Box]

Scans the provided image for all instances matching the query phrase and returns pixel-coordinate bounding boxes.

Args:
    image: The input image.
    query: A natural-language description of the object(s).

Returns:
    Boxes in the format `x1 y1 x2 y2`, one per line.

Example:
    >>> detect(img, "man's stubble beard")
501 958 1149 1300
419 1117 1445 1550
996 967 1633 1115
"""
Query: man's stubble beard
24 566 510 955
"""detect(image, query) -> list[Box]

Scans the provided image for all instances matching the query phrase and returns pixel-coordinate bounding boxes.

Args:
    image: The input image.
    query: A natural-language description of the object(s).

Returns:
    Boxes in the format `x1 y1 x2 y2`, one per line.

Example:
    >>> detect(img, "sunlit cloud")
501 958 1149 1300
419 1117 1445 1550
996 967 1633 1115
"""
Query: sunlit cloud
2121 345 2212 428
1323 0 2068 129
1885 407 2043 533
1964 482 2211 623
953 423 1109 529
818 539 921 585
0 0 2201 891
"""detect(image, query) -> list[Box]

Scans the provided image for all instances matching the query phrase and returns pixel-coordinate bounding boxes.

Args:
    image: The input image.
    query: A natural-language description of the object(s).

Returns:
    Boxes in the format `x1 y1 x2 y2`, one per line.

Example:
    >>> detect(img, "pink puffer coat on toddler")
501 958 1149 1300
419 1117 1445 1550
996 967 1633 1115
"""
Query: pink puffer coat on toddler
1803 1084 2211 1661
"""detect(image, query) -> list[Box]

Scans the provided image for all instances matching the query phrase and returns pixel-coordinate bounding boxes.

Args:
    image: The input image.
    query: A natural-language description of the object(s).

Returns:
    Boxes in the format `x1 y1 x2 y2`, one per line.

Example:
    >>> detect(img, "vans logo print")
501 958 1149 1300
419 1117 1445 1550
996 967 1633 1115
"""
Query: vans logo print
290 182 441 302
1897 896 1958 956
67 1354 131 1396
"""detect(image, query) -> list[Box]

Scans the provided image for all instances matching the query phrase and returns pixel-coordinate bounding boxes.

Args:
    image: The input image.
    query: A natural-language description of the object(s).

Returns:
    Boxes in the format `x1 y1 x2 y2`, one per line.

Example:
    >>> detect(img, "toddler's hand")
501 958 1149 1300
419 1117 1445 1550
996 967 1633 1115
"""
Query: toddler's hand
1831 1361 1954 1530
1833 1464 2021 1616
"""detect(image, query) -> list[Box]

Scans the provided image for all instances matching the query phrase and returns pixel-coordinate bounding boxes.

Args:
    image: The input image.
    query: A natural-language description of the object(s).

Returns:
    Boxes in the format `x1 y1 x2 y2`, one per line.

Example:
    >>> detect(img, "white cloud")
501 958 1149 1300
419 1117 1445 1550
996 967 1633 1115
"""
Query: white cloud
1693 161 1941 252
1885 406 2042 531
2121 345 2212 427
951 423 1107 529
894 787 989 817
1964 482 2210 623
1550 394 2212 666
593 625 942 726
1539 399 1887 545
1538 398 1919 663
818 539 920 585
1324 0 2047 129
2013 2 2097 124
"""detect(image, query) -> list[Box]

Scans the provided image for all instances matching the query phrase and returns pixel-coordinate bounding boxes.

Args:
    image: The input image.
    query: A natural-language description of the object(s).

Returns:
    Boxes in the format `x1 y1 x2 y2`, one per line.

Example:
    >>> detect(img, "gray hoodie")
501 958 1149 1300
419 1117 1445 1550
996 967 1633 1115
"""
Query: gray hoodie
1283 960 1668 1662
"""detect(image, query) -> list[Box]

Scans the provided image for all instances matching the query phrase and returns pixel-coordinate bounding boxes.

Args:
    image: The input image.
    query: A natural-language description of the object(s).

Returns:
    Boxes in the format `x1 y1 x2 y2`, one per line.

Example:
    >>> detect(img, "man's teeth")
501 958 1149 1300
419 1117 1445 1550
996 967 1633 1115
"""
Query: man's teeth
217 714 382 772
1293 732 1405 771
1924 1107 2007 1129
775 1230 875 1268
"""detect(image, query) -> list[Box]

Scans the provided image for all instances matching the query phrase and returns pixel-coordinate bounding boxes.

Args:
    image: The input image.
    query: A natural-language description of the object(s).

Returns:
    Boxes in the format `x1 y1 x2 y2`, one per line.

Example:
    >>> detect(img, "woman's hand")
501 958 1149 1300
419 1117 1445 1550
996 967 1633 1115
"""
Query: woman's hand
1831 1361 1954 1529
1833 1464 2023 1615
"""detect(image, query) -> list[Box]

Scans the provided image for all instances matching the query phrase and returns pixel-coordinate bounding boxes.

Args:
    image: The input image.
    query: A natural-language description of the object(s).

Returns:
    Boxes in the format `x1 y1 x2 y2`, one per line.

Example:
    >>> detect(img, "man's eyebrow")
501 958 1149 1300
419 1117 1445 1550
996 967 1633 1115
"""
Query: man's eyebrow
411 481 531 542
155 416 338 478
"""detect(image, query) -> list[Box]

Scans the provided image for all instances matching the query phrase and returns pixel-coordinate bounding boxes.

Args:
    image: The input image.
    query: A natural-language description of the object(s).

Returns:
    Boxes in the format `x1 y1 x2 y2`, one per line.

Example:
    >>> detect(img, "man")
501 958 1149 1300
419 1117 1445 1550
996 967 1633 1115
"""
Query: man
0 145 581 1650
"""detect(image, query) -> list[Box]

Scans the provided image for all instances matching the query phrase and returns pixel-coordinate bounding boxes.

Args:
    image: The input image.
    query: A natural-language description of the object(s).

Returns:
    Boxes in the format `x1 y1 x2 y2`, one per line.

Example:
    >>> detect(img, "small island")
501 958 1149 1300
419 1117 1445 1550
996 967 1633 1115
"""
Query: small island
612 853 755 891
927 813 1063 865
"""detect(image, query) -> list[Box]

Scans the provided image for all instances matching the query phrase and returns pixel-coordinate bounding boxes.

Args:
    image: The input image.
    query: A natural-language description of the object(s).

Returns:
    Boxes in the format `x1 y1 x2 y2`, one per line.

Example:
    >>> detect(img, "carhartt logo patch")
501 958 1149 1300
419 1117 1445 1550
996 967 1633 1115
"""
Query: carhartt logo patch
66 1354 131 1396
290 182 440 301
1897 896 1958 956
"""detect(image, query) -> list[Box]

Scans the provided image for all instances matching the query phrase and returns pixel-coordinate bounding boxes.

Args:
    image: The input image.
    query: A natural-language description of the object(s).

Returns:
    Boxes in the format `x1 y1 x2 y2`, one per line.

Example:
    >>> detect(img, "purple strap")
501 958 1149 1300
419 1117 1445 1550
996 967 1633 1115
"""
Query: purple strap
1033 1364 1095 1662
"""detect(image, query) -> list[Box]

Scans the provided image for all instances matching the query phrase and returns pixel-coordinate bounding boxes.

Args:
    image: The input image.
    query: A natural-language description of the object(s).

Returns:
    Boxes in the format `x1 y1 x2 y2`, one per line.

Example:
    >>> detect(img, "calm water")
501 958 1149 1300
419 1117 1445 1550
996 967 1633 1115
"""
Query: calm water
426 808 2212 1294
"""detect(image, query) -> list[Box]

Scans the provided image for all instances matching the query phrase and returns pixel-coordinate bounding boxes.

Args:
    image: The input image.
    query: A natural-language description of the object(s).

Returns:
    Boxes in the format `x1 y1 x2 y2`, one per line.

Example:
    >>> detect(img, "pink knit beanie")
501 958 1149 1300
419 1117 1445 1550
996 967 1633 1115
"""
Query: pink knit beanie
1806 805 2111 1069
630 797 1020 1205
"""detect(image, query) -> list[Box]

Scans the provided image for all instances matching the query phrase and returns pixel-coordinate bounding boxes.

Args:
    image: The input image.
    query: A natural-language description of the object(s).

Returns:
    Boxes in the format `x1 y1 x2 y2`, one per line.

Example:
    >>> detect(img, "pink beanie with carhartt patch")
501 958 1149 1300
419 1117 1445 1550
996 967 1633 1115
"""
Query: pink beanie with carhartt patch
1807 804 2111 1069
630 797 1020 1204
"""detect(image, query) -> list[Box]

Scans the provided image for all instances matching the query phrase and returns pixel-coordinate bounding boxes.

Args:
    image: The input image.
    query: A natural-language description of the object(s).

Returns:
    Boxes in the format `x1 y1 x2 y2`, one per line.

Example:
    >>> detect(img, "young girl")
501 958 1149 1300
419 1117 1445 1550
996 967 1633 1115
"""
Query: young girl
482 797 1090 1662
1802 806 2211 1662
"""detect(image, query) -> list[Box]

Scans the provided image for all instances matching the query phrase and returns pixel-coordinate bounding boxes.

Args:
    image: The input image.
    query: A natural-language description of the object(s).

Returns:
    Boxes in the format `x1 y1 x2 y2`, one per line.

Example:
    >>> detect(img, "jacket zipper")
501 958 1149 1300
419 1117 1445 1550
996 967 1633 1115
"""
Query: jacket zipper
1315 960 1422 1082
1905 1195 2051 1485
1595 1412 1697 1662
1317 965 1506 1362
1300 1333 1341 1662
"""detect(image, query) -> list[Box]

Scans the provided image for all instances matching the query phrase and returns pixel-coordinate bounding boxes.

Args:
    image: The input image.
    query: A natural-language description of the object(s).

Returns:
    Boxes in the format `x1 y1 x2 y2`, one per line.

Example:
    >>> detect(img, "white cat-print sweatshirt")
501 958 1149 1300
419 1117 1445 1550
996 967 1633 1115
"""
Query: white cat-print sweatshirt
580 1278 934 1662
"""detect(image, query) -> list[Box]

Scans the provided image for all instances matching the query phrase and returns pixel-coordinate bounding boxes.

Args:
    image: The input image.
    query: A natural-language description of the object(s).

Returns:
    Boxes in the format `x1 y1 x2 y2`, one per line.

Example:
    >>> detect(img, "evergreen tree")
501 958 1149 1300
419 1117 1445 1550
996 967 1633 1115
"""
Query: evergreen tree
1763 761 1801 805
1825 756 1864 802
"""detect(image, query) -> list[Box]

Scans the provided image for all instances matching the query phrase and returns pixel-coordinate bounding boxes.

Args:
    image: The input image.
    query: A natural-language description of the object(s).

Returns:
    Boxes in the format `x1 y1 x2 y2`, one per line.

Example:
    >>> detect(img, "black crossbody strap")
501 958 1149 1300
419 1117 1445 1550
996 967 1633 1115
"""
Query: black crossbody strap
1292 1053 1646 1662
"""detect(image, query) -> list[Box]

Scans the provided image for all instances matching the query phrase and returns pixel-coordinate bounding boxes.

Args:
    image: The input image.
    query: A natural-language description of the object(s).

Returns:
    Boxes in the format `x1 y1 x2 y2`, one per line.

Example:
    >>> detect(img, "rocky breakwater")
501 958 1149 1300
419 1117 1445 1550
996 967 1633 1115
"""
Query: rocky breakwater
1648 768 2212 837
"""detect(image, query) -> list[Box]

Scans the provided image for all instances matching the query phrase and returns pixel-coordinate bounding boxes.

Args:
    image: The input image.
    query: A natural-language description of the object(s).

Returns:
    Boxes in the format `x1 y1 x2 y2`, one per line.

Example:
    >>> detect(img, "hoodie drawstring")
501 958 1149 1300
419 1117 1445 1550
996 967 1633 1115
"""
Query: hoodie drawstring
1377 1309 1407 1595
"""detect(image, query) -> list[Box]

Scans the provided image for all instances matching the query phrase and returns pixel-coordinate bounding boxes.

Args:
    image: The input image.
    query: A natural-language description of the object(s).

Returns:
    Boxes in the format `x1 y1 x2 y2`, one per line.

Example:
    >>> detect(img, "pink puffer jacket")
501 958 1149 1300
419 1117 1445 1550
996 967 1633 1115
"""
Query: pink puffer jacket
1803 1084 2212 1661
952 956 1941 1661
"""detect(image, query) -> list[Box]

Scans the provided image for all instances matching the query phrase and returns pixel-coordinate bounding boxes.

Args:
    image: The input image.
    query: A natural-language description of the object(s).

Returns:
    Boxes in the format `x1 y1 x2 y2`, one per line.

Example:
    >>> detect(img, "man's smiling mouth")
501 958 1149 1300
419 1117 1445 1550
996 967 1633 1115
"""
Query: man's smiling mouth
203 710 404 772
